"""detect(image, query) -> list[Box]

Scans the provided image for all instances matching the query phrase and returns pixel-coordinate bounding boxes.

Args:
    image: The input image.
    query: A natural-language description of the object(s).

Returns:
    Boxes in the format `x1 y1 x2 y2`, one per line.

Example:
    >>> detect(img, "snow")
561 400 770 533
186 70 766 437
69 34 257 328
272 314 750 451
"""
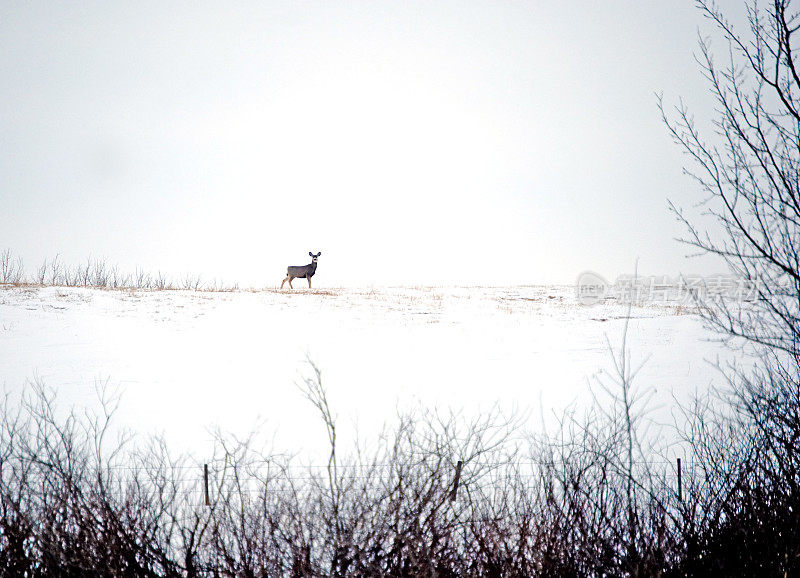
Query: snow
0 284 739 459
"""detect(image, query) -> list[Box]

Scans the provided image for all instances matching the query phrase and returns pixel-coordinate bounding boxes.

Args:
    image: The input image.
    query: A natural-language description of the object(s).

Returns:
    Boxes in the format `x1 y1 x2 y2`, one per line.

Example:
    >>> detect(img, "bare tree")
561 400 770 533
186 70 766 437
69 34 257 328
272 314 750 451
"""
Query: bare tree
661 1 800 574
660 0 800 357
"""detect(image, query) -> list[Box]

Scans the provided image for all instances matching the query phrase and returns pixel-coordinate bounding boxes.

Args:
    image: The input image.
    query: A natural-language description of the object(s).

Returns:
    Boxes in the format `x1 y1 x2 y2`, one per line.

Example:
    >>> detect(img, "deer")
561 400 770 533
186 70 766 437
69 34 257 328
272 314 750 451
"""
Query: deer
281 252 321 289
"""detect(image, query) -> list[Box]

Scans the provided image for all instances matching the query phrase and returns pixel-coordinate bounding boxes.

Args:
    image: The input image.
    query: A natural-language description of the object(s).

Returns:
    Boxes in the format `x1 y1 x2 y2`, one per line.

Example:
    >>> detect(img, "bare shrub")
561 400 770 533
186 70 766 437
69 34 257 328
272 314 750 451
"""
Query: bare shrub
91 258 109 287
6 295 783 576
0 250 251 292
133 267 152 289
181 274 203 291
47 253 63 285
0 380 180 575
0 249 24 284
154 271 169 290
0 374 549 576
0 344 726 577
34 260 46 284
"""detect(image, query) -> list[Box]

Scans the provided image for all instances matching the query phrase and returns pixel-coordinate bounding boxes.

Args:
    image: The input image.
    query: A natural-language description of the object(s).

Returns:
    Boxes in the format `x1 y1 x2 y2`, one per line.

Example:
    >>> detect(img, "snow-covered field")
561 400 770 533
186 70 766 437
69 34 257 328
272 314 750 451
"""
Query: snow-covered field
0 284 737 458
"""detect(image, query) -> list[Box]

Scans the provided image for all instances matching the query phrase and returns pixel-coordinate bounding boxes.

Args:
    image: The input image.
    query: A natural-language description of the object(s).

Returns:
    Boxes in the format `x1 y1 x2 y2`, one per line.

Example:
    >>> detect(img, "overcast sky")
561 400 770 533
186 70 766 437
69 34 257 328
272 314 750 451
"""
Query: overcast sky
1 1 743 287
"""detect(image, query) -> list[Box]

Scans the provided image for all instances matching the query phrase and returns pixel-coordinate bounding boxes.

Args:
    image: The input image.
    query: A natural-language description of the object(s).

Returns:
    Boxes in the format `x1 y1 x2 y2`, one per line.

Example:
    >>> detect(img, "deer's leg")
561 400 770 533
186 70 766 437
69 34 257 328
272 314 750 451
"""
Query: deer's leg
281 276 289 289
307 277 312 288
288 276 294 289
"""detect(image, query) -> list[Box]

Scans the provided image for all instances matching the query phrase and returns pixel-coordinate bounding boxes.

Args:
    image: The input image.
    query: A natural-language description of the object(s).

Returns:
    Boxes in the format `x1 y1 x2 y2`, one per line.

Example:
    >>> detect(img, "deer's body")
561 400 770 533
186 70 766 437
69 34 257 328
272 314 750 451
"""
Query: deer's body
281 252 321 289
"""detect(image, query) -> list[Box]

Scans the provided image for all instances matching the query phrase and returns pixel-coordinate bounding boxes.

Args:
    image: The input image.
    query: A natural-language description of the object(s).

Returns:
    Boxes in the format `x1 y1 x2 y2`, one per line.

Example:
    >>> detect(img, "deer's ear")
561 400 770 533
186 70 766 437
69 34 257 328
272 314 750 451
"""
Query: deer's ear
309 252 313 257
316 252 322 257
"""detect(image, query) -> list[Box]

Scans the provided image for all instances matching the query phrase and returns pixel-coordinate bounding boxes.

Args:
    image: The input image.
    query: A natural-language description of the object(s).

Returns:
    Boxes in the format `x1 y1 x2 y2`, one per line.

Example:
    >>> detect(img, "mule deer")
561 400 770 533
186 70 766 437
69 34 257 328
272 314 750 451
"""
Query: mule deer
281 252 321 289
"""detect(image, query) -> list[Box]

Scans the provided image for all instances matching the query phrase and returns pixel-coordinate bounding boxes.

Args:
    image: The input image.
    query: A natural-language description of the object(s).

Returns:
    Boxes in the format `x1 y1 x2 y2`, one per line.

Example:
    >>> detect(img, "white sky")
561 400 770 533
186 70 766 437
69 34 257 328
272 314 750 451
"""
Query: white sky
0 1 740 287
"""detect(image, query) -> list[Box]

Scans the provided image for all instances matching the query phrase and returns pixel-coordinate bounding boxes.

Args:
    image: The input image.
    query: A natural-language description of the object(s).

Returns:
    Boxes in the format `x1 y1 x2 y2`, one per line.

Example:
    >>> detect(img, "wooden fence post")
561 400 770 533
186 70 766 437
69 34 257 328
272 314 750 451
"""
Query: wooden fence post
204 464 210 507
